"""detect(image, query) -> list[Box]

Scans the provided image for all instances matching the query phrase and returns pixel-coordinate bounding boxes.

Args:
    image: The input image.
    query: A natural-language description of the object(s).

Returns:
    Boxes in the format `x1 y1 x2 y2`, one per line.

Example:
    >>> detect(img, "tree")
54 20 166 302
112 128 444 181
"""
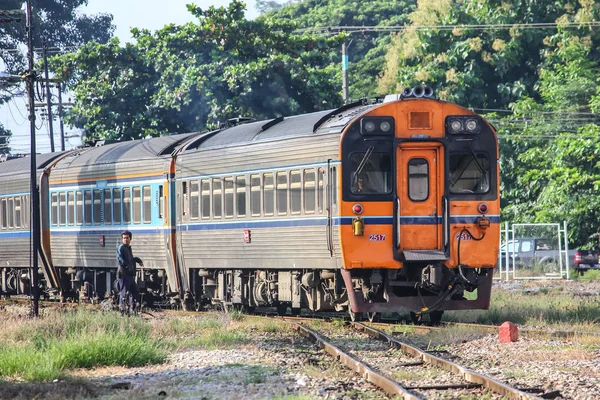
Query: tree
53 1 344 141
0 0 114 152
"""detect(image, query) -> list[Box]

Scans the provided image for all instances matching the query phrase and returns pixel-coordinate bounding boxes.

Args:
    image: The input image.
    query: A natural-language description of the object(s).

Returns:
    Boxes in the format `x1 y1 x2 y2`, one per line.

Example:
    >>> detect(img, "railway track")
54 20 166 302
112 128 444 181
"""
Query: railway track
288 318 542 399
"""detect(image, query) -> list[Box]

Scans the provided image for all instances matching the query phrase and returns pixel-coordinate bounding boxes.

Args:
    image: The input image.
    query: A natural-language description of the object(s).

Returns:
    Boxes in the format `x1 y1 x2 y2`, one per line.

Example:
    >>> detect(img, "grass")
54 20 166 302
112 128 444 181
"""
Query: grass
0 309 166 382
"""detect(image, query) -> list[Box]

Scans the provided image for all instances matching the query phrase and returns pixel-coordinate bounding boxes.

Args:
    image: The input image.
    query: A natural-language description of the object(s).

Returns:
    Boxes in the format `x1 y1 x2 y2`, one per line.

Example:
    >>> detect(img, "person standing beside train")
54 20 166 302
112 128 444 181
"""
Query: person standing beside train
117 230 143 315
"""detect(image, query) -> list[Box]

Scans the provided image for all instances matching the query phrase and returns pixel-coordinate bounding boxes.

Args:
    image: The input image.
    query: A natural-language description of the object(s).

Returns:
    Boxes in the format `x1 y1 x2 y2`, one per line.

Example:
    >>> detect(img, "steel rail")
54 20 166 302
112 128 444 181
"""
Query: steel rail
290 322 421 399
352 322 541 400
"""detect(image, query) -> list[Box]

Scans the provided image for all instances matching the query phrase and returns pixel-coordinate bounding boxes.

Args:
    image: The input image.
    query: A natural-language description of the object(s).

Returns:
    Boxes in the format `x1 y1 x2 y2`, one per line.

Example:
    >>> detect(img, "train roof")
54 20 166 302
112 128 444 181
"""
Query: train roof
182 103 376 152
0 152 68 176
53 132 200 169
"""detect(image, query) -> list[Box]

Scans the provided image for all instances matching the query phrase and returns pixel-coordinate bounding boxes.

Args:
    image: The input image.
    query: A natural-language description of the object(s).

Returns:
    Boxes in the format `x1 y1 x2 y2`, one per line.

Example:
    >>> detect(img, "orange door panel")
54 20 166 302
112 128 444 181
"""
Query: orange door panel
397 146 441 251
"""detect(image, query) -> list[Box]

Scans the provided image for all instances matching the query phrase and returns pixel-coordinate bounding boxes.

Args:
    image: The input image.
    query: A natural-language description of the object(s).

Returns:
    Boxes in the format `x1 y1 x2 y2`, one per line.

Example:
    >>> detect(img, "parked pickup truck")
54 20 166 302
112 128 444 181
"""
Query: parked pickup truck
499 237 599 273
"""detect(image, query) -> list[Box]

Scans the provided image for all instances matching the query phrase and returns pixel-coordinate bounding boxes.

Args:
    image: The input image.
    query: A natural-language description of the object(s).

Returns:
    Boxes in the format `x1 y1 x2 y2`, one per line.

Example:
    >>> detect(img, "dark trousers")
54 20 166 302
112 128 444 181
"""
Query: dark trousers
118 275 140 310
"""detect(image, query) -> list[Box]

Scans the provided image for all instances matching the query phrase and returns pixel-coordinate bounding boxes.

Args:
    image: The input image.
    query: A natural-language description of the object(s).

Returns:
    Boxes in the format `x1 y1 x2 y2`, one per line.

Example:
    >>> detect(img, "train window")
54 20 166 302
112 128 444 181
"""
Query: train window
59 193 66 226
250 174 261 216
51 193 58 226
201 180 210 219
84 190 92 225
67 192 75 226
190 181 199 220
349 153 392 194
104 189 112 225
407 158 429 201
21 196 28 228
263 173 274 216
14 197 21 228
212 179 222 218
93 189 102 225
133 187 141 224
182 181 188 216
317 168 324 214
236 176 246 217
224 177 234 218
76 191 83 226
123 188 131 224
143 186 151 223
276 172 288 216
290 170 301 215
158 185 164 219
449 152 490 194
112 188 121 224
303 169 315 214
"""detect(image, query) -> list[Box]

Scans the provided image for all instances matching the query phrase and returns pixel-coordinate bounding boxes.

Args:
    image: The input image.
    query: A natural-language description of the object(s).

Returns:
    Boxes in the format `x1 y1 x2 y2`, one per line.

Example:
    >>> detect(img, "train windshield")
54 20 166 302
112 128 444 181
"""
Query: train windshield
449 152 490 194
350 152 392 194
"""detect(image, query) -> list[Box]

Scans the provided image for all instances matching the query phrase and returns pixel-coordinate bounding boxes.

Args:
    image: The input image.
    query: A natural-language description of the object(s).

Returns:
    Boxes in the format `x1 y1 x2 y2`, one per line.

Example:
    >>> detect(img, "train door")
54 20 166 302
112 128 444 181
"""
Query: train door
396 144 445 260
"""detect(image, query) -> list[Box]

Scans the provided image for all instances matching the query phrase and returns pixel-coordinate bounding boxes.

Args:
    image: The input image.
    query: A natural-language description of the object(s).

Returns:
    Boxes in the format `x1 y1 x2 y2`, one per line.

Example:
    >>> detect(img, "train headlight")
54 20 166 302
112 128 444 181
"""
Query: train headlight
364 121 376 133
380 121 392 133
353 204 364 215
445 116 483 135
360 116 395 136
477 202 488 214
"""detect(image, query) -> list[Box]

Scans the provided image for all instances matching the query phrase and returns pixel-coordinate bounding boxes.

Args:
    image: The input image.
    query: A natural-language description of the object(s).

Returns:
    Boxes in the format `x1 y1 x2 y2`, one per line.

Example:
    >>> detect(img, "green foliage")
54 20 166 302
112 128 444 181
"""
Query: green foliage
54 0 344 141
0 311 165 382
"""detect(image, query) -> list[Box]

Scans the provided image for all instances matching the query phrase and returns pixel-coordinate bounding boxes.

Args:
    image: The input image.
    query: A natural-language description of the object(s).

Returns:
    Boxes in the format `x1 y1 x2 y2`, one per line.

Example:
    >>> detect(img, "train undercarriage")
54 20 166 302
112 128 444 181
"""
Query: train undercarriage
0 264 492 323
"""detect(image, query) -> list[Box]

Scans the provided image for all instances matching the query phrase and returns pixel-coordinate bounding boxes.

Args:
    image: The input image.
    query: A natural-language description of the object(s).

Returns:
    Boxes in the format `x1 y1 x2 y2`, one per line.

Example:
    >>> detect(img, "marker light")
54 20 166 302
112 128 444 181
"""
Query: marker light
353 204 364 215
477 203 488 214
380 120 392 132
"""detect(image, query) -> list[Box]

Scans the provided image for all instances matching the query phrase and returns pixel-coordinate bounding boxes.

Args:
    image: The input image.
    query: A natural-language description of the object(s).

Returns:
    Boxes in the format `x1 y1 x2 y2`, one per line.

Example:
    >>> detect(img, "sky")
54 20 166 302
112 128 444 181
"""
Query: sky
1 0 259 154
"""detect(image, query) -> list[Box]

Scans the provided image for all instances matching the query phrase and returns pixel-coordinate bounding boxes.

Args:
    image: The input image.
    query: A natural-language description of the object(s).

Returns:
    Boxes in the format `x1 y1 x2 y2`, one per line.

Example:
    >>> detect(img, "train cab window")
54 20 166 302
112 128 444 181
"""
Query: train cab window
290 170 301 215
201 180 210 219
133 187 141 224
113 188 121 224
263 173 274 216
408 158 429 202
236 176 246 217
76 191 83 226
190 181 199 220
59 193 66 226
104 189 112 224
212 179 222 218
51 193 58 226
276 172 288 216
317 169 324 214
14 197 21 228
93 189 102 225
84 190 92 225
143 186 151 224
250 174 261 217
224 177 234 218
303 169 315 214
67 192 75 226
123 188 131 224
449 152 490 194
350 153 392 194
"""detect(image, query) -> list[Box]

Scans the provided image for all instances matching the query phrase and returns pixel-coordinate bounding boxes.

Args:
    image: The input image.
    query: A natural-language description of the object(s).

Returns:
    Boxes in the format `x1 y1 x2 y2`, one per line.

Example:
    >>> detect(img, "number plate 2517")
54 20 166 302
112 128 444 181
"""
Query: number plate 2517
369 234 386 242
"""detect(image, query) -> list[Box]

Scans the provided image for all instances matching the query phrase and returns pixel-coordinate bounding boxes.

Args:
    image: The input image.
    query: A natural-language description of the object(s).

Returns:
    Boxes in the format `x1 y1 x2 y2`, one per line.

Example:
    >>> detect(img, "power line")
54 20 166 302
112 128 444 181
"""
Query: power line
294 21 600 35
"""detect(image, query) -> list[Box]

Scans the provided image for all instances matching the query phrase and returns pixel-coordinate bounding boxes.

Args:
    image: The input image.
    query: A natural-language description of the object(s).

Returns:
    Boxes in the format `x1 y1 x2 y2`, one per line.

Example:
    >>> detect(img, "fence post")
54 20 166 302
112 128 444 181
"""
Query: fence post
564 221 570 280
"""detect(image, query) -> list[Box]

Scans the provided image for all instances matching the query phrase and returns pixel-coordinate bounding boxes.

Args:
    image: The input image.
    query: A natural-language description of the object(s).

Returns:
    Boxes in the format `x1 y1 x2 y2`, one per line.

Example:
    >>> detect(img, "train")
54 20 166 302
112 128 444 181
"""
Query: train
0 87 500 322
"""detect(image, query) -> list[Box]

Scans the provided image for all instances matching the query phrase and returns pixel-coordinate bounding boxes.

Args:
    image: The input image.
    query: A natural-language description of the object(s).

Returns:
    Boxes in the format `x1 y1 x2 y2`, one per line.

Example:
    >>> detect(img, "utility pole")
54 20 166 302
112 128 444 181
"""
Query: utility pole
42 39 55 153
56 83 65 151
25 0 40 317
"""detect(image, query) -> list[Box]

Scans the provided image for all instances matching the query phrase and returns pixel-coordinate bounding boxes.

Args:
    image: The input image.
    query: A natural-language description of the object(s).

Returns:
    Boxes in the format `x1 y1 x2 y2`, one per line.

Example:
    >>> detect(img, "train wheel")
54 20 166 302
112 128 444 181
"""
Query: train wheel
367 312 379 323
409 311 422 325
430 310 444 326
349 309 363 322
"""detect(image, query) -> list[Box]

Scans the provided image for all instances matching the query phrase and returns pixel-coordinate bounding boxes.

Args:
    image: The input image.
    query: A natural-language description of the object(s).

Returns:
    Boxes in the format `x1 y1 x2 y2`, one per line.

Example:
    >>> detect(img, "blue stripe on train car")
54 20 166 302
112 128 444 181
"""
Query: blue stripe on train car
0 231 31 238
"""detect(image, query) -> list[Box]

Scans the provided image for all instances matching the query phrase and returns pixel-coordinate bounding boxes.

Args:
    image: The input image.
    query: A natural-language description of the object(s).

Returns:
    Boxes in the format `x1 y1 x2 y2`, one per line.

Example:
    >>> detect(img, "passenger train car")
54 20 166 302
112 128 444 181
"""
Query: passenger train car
0 88 500 321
